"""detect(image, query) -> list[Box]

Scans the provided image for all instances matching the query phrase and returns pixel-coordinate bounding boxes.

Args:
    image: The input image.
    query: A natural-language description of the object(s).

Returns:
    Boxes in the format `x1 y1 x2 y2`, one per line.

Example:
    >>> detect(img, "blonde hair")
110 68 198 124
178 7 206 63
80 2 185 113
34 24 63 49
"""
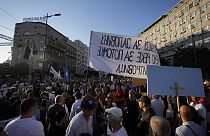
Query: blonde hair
150 116 171 136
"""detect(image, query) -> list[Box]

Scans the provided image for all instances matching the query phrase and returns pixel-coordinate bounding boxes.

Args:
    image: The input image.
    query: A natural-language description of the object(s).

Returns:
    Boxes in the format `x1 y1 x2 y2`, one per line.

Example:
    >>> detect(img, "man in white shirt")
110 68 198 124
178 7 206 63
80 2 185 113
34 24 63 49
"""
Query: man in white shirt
65 97 97 136
175 105 205 136
106 107 128 136
69 92 82 120
4 98 44 136
151 95 165 117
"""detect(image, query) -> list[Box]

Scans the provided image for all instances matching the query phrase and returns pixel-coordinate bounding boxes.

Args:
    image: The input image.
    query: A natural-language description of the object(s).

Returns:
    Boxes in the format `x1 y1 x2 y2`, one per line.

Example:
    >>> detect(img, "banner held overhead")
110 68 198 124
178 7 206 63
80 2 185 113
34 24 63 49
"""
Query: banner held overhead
89 31 160 79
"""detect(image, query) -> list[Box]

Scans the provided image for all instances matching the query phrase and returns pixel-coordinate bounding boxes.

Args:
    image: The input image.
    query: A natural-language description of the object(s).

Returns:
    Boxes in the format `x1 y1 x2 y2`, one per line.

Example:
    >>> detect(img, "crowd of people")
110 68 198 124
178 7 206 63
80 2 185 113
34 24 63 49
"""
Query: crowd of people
0 76 209 136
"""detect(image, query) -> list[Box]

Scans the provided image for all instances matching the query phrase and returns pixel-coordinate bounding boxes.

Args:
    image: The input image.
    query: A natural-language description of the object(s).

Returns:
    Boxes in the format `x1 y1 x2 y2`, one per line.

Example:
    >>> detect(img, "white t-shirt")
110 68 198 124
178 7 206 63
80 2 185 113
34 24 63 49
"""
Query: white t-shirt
151 98 165 117
4 117 44 136
111 127 128 136
66 111 93 136
69 99 82 120
194 103 207 124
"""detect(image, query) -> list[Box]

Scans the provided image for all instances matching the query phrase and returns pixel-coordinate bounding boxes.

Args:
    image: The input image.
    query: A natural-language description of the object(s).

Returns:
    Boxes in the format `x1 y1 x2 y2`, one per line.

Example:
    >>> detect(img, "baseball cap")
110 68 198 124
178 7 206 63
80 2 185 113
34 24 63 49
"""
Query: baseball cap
74 92 82 98
105 107 122 119
80 98 97 110
136 96 151 105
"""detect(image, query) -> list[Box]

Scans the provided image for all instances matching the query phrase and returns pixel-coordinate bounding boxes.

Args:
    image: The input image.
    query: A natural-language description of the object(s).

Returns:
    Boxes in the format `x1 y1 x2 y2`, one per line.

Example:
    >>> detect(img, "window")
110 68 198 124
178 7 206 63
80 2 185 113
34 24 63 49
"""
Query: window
39 55 43 60
204 37 210 43
39 47 44 52
201 15 207 22
23 31 30 35
192 20 197 26
191 12 195 19
206 13 210 20
195 9 200 15
182 17 186 24
38 63 43 68
200 5 206 13
189 2 194 9
197 19 201 24
194 1 199 6
207 2 210 8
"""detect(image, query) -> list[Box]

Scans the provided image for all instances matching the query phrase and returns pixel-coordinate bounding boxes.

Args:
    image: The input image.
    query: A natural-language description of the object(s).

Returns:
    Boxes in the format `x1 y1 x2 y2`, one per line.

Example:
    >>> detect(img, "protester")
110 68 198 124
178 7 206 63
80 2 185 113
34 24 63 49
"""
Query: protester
136 95 156 136
0 96 12 121
4 98 44 136
175 105 205 136
50 109 69 136
150 116 171 136
65 97 97 136
69 92 82 120
47 95 66 136
114 84 125 109
106 107 128 136
123 90 139 136
0 126 7 136
151 95 165 117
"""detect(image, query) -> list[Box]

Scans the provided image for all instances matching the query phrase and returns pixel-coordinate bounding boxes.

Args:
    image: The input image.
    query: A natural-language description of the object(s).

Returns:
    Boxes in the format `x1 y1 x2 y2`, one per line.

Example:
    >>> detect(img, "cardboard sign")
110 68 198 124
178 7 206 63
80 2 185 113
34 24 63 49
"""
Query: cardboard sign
147 65 205 97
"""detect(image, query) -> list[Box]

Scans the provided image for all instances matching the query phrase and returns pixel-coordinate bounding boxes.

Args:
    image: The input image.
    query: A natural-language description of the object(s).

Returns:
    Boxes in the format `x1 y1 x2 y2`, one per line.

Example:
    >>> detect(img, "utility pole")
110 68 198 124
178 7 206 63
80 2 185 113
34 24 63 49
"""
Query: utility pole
43 13 61 79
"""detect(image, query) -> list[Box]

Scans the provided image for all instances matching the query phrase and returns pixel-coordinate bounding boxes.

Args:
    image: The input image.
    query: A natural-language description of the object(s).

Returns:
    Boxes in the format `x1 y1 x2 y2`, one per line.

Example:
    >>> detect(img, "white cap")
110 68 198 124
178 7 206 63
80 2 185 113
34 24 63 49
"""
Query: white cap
46 86 52 90
105 107 122 119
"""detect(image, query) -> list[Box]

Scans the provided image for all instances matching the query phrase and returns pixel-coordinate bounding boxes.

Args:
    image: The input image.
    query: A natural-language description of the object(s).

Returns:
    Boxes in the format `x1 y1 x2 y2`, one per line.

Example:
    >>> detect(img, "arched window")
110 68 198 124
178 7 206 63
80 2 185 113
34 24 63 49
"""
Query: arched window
23 31 31 35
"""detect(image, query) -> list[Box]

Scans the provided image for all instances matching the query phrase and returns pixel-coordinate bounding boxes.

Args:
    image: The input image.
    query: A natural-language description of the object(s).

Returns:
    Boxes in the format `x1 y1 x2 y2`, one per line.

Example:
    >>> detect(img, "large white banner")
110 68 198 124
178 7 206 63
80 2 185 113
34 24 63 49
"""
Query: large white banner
89 31 160 79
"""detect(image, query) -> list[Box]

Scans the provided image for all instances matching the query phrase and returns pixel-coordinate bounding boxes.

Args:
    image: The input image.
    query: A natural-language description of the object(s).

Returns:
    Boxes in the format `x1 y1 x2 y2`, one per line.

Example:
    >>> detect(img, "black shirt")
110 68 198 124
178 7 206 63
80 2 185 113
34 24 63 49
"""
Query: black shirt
47 104 65 124
137 107 156 136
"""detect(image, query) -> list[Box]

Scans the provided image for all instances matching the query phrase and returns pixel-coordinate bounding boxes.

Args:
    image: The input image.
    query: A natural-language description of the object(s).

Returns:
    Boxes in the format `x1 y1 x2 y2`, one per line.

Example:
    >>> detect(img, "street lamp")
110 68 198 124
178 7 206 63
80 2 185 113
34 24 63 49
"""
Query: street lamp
43 13 61 79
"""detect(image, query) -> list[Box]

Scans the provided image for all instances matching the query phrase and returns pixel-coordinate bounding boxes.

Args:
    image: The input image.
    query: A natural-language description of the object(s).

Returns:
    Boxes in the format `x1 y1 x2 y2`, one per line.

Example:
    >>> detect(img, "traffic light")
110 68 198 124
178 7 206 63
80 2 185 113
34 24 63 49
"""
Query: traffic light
24 46 31 59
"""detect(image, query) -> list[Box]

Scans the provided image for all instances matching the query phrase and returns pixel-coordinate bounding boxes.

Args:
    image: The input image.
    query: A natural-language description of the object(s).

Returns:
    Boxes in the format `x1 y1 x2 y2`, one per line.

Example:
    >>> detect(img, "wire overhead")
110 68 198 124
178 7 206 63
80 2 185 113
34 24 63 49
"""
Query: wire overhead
0 24 14 31
0 7 19 22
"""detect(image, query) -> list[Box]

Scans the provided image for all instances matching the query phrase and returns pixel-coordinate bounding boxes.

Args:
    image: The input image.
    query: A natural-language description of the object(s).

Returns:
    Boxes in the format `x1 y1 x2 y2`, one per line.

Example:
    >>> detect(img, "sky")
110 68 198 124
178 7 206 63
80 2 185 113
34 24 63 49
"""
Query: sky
0 0 179 63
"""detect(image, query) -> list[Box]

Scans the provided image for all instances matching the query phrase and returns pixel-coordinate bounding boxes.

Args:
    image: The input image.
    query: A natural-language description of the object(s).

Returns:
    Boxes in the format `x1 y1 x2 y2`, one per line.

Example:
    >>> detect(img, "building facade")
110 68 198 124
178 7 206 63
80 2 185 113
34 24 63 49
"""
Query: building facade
74 40 89 75
12 22 83 79
139 0 210 65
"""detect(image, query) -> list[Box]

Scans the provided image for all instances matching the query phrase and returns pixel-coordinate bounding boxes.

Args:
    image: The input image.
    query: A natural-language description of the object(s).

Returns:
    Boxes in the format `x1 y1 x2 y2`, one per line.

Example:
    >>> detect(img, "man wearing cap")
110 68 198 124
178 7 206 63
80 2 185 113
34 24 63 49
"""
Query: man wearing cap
65 97 97 136
106 107 128 136
136 95 156 136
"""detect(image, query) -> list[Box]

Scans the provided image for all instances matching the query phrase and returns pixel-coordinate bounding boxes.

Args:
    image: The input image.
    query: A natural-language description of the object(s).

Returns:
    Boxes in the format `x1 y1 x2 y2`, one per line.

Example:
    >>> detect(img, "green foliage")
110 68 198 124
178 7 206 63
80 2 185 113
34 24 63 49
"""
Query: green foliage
173 47 210 78
13 62 29 76
0 62 29 78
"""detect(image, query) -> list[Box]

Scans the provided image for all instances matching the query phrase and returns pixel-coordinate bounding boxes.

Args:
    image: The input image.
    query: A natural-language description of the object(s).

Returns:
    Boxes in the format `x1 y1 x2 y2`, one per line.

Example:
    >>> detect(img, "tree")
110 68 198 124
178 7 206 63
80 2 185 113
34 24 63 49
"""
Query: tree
160 58 170 66
13 62 29 76
0 63 12 78
173 47 210 79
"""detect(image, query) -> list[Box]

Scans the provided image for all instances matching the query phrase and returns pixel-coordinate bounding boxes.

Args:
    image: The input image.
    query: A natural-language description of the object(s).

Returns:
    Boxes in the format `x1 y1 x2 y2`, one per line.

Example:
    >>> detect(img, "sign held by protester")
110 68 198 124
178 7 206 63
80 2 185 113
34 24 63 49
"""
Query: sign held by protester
89 31 160 79
147 65 205 97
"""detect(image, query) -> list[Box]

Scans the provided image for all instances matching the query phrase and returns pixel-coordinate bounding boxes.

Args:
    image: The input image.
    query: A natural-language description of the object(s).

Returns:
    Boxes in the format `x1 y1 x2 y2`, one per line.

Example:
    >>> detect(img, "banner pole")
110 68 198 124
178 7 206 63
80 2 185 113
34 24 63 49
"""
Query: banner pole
86 31 93 82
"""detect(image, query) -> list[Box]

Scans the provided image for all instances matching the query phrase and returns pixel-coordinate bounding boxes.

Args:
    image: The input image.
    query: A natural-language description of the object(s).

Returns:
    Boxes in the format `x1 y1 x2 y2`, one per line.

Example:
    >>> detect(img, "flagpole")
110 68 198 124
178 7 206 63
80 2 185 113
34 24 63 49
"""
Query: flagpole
86 31 93 82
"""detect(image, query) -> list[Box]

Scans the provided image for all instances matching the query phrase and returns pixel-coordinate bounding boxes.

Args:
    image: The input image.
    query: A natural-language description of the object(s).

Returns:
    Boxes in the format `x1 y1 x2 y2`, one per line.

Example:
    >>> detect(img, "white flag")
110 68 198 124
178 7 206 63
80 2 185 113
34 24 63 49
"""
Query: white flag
50 66 60 79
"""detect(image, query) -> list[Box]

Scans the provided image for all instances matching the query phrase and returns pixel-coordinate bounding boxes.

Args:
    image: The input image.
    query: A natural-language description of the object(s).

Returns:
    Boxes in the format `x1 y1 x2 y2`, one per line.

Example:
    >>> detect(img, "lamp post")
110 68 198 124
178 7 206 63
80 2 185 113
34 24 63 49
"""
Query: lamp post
43 13 61 79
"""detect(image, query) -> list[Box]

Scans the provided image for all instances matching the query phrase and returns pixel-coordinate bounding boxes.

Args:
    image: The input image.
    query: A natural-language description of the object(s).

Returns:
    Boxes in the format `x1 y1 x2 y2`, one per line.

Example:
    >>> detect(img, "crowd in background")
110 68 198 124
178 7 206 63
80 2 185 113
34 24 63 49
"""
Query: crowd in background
0 75 209 136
